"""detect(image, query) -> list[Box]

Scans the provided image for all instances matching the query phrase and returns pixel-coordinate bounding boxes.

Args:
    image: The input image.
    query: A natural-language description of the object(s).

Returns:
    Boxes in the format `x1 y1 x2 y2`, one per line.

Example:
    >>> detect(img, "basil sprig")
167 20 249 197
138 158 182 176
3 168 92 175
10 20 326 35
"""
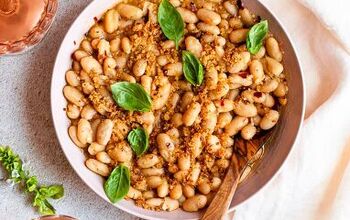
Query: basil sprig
158 0 184 49
111 82 152 112
182 50 204 86
0 146 64 215
104 165 130 203
246 20 268 54
127 127 149 156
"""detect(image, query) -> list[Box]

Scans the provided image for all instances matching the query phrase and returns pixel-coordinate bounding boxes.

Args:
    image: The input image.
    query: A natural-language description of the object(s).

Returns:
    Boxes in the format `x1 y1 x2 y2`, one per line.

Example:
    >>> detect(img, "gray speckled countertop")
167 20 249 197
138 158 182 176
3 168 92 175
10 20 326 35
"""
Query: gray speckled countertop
0 1 137 219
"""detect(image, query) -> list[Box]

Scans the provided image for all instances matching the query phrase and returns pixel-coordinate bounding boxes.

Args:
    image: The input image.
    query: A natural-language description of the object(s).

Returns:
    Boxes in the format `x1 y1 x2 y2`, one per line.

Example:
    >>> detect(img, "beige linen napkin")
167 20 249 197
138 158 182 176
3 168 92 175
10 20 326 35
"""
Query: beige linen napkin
231 0 350 219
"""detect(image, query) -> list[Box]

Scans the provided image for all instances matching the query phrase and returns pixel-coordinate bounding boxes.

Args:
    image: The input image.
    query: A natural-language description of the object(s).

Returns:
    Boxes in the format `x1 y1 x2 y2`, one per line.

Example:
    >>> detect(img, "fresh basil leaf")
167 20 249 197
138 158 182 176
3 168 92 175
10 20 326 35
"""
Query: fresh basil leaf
39 185 64 199
26 176 38 192
246 20 268 54
104 165 130 203
111 82 152 112
33 194 56 215
158 0 184 49
182 50 204 86
127 128 149 156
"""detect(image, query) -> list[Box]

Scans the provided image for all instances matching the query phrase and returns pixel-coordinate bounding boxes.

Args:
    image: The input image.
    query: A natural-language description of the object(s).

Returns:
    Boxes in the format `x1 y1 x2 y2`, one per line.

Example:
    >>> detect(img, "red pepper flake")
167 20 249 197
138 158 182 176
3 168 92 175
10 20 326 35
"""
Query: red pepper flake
220 99 225 106
190 2 197 12
238 71 249 78
94 16 98 23
254 92 263 98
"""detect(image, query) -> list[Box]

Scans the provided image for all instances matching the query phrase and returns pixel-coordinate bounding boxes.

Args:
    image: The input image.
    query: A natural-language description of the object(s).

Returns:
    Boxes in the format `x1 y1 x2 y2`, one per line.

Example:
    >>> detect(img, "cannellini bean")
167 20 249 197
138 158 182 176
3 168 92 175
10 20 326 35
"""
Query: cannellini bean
220 134 234 149
90 39 100 50
216 158 230 169
197 9 221 25
182 195 207 212
104 9 120 34
239 8 255 27
162 40 175 49
229 29 249 44
137 154 159 168
77 119 93 145
171 113 183 127
103 57 117 77
182 185 195 198
96 151 112 164
178 81 192 91
96 119 113 146
116 4 143 20
146 176 163 188
63 86 85 107
190 133 203 158
108 141 133 162
141 168 164 177
81 105 96 120
198 181 211 195
197 22 220 35
162 197 179 211
189 163 201 184
185 36 202 57
157 133 175 162
146 198 164 207
205 67 218 90
81 82 94 95
241 90 266 103
263 93 275 107
241 123 257 140
252 115 262 126
209 81 230 100
110 38 121 53
88 142 105 155
217 112 233 129
226 89 240 100
215 46 225 57
66 104 80 119
133 59 147 76
260 77 279 93
73 50 89 62
121 37 131 54
250 60 265 84
201 102 217 134
157 55 169 66
202 34 215 43
260 110 280 130
274 82 288 97
167 93 180 110
157 181 169 197
143 190 155 199
183 102 201 126
169 0 181 7
234 101 258 117
80 40 93 54
224 1 238 16
262 57 284 76
214 99 234 113
170 183 182 199
227 51 251 74
80 56 102 74
207 135 221 153
89 25 105 39
177 7 198 23
65 70 80 87
85 158 109 176
127 187 142 199
141 75 152 94
153 77 171 110
266 37 282 62
225 116 249 136
180 92 194 111
97 39 111 60
68 126 87 148
178 155 191 171
164 62 182 76
211 177 222 190
137 112 155 125
253 46 266 59
229 17 243 29
174 170 188 182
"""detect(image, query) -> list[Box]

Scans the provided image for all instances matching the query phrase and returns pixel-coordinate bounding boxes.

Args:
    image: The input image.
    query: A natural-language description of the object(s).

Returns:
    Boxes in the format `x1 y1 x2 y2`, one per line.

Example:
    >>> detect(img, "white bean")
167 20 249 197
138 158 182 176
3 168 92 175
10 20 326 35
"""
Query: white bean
104 9 120 34
162 197 179 211
96 119 114 146
66 104 80 119
177 7 198 23
65 70 80 87
133 59 147 76
85 158 109 176
229 29 249 44
77 119 93 145
183 102 201 126
262 57 284 76
182 195 207 212
197 22 220 35
96 151 112 164
108 141 133 162
266 37 282 62
116 4 143 20
88 142 105 155
68 126 87 148
197 9 221 25
137 154 159 168
233 101 258 117
157 133 175 162
185 36 202 57
260 110 280 130
63 86 85 107
121 37 131 54
225 116 249 136
80 56 102 74
241 123 257 140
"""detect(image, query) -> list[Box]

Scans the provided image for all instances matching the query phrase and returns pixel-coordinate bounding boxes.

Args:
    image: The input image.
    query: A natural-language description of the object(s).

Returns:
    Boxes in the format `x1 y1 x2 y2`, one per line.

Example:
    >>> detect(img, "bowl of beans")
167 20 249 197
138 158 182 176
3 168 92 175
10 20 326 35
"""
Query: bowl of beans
51 0 304 219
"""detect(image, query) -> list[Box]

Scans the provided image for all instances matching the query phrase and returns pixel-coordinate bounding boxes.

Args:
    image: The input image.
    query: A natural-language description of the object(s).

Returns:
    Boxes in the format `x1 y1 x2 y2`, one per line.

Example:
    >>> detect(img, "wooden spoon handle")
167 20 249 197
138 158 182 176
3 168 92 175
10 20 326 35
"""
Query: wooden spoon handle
201 155 243 220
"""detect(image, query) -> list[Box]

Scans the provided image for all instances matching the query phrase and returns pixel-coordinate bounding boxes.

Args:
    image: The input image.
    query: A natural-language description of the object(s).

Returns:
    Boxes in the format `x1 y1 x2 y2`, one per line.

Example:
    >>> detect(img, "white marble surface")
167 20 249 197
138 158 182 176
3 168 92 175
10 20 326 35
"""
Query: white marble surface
0 1 137 219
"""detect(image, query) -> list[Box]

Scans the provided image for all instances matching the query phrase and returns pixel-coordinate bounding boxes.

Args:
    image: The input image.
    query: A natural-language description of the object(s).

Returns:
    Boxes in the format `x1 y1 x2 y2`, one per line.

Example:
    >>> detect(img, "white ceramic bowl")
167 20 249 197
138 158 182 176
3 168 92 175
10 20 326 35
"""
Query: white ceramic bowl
51 0 305 219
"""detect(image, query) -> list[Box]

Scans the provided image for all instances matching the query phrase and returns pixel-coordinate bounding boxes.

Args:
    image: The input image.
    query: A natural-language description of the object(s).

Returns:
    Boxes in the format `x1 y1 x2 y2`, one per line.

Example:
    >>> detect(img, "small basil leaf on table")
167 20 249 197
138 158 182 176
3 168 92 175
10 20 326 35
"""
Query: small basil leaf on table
111 82 152 112
246 20 268 54
127 127 149 156
104 165 130 203
39 185 64 199
182 50 204 86
158 0 184 49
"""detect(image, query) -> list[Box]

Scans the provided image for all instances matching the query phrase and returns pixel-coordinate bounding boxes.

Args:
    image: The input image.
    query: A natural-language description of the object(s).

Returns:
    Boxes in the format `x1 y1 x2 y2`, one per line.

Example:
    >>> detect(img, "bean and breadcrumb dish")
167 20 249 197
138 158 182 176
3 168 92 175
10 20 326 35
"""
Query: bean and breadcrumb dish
63 0 288 212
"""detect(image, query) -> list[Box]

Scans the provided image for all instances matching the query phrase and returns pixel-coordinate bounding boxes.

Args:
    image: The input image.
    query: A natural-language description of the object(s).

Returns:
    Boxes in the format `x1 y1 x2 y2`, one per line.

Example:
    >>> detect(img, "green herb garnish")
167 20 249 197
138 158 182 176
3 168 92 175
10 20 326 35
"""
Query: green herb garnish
0 146 64 215
182 50 204 86
104 165 130 203
246 20 268 54
111 82 152 112
127 127 149 156
158 0 184 49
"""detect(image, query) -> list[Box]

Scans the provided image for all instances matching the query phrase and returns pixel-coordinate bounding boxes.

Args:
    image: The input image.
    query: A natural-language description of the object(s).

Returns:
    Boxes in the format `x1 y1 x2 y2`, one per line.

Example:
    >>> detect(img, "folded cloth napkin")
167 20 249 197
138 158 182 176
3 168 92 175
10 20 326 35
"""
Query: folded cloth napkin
231 0 350 219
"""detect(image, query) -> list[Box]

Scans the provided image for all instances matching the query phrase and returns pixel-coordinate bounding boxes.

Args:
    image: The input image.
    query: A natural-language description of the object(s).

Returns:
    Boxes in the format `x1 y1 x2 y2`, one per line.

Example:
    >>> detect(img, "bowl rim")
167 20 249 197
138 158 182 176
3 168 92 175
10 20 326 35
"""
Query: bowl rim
50 0 305 219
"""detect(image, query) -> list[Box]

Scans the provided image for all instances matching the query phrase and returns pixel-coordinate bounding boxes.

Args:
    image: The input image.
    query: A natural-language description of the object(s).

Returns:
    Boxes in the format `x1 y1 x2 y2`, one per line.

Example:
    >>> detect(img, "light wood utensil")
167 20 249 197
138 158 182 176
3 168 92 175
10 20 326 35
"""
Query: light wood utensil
201 130 273 220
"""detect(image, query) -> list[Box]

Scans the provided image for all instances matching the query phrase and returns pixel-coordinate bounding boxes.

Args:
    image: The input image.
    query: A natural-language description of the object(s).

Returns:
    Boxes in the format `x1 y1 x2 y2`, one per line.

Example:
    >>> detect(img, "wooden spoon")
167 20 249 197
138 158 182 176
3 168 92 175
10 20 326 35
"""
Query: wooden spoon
201 130 274 220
